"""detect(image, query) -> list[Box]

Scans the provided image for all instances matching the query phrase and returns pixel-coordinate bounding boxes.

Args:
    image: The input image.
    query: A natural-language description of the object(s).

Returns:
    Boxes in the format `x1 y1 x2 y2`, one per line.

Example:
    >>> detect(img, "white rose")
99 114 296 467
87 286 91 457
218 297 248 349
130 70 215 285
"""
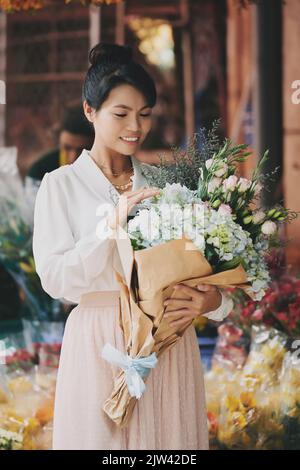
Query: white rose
252 210 266 224
222 175 238 192
237 177 252 193
214 162 228 178
208 177 222 193
261 220 277 235
205 158 214 170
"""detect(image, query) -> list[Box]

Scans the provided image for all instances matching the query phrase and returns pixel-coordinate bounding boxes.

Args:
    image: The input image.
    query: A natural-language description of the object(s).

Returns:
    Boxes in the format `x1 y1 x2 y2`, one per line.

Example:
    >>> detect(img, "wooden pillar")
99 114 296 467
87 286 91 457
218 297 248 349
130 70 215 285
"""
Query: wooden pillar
181 0 194 140
255 0 283 207
89 5 102 50
226 0 254 178
182 28 195 140
283 0 300 268
115 0 125 45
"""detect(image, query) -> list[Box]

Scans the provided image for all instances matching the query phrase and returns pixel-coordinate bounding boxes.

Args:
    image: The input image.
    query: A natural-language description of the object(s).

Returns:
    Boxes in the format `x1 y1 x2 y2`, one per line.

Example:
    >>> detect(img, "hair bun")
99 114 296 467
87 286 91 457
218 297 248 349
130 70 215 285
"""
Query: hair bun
89 43 133 67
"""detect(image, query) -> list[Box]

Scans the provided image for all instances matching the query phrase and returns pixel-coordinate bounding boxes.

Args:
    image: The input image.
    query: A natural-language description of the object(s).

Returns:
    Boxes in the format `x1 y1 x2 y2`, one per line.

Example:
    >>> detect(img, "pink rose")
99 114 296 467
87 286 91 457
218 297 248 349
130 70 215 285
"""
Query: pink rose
222 175 238 192
218 204 232 216
252 309 263 321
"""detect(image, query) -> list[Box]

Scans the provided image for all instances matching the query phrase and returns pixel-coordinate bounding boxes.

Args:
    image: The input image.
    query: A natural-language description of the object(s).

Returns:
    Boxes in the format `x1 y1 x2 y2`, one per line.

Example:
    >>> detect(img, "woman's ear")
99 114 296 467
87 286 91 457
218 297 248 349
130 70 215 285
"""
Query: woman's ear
83 100 96 124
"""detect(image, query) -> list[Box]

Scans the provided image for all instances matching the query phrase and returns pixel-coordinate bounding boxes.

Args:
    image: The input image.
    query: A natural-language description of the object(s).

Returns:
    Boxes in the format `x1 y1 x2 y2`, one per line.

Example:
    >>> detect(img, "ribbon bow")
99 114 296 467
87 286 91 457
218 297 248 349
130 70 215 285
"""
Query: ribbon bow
101 343 158 399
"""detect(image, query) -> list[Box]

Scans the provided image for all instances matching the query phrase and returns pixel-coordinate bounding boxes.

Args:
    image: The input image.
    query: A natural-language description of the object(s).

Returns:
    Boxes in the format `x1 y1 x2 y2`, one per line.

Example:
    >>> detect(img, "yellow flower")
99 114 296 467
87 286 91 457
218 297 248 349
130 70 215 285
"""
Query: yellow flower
24 417 40 436
241 374 262 390
240 392 256 409
225 395 242 412
232 411 247 430
8 376 33 394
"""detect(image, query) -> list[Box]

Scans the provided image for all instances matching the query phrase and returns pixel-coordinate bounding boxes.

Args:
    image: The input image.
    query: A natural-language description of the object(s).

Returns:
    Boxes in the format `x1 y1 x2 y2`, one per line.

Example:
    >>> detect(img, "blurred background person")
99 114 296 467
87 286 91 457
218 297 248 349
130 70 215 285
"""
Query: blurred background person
27 106 94 181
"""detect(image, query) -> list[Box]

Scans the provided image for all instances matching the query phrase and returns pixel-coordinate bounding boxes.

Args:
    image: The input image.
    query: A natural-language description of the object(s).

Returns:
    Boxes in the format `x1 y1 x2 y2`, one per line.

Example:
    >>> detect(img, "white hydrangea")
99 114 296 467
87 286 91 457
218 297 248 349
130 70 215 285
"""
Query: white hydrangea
127 182 271 300
160 183 195 205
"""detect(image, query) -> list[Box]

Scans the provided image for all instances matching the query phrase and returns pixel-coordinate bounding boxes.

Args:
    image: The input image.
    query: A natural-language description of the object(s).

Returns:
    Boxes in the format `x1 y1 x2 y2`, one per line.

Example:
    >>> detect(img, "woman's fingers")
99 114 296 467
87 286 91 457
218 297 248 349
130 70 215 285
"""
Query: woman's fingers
129 187 160 203
169 318 191 328
164 308 192 318
127 189 161 211
196 284 216 292
164 310 192 327
126 187 160 199
164 298 197 310
120 187 160 211
110 187 161 229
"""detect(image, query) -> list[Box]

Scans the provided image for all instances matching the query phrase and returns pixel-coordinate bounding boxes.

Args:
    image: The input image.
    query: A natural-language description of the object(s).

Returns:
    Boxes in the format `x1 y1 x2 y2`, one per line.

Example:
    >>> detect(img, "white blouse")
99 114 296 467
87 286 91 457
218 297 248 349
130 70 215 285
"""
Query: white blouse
32 149 233 321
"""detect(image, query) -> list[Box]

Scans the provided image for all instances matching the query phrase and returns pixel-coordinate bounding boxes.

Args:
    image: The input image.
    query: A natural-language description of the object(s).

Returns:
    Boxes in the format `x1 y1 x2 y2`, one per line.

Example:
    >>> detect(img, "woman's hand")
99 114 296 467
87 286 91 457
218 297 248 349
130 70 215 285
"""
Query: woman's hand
163 284 222 328
108 187 161 230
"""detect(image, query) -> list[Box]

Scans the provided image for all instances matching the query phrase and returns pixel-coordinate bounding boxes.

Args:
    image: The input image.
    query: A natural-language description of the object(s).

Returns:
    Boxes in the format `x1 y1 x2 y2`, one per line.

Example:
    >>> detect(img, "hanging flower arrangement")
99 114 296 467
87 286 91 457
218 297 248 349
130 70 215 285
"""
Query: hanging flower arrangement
0 0 44 12
0 0 123 13
65 0 123 4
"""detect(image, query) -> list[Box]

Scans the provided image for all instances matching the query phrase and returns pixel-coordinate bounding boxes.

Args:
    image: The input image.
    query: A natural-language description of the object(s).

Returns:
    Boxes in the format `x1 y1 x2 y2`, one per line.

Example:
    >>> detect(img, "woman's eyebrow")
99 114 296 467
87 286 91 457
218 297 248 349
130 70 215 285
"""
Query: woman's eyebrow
112 104 150 110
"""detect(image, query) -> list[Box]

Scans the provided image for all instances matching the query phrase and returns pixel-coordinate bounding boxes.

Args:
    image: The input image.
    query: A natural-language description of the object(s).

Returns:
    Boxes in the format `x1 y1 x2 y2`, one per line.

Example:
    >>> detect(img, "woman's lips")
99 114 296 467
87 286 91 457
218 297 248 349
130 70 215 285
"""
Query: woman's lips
120 137 140 145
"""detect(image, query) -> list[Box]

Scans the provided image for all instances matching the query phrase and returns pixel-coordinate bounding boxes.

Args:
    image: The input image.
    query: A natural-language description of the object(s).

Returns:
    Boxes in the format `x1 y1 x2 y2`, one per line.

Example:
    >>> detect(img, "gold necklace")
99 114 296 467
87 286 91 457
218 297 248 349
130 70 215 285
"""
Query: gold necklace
112 178 133 191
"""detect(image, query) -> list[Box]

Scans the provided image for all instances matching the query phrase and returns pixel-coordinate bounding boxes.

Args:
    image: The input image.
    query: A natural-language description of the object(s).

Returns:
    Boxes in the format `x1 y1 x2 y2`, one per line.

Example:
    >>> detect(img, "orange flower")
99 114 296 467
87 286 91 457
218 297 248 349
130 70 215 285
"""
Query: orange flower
0 0 123 12
0 0 44 12
207 411 218 435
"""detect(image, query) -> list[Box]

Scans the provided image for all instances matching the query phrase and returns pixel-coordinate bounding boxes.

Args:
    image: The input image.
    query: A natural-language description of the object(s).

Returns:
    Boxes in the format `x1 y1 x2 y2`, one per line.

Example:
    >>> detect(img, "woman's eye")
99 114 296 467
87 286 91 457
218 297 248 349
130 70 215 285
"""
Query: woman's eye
114 113 151 118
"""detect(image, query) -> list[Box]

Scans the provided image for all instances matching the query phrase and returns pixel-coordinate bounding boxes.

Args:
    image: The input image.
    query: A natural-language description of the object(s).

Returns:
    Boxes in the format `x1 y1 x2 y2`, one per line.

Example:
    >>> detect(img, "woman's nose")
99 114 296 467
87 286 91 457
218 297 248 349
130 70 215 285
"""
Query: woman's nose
127 116 141 131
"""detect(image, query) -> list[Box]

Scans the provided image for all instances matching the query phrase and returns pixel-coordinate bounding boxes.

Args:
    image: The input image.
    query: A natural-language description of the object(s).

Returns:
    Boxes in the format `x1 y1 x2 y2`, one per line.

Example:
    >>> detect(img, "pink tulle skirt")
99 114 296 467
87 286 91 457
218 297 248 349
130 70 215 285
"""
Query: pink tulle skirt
52 291 209 450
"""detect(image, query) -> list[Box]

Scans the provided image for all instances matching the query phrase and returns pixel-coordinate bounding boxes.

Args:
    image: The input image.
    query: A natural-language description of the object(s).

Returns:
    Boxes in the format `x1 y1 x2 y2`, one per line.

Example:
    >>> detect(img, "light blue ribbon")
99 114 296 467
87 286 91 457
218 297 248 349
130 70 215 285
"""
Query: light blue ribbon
101 343 158 399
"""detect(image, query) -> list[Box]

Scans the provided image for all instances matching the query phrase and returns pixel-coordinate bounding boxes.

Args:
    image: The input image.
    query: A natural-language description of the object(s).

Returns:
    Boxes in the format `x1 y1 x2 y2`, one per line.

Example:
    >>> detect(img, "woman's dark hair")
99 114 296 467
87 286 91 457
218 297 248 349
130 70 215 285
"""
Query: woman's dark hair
61 105 94 137
82 43 156 111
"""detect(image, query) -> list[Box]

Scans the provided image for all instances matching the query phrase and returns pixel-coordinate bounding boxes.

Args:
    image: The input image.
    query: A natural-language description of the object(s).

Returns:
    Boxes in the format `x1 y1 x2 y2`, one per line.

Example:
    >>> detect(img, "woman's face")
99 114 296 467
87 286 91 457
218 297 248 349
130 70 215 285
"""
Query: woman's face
84 84 153 156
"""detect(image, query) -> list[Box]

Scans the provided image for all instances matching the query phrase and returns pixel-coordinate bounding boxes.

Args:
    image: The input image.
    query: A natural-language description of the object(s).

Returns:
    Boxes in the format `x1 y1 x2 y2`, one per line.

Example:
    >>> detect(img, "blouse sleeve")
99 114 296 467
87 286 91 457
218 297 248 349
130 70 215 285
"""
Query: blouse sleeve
32 172 115 303
202 288 234 322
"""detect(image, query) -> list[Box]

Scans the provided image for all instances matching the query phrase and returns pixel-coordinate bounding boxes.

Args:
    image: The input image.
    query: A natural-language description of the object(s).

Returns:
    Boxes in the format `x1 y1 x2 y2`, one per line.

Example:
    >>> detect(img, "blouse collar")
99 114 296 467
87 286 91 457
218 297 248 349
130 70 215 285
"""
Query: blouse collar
71 148 148 203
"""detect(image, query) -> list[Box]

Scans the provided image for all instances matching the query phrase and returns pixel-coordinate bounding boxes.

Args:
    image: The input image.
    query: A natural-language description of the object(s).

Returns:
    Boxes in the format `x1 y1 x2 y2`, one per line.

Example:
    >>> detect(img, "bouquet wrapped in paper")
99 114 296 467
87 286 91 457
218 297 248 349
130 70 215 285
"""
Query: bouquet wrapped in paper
100 131 296 427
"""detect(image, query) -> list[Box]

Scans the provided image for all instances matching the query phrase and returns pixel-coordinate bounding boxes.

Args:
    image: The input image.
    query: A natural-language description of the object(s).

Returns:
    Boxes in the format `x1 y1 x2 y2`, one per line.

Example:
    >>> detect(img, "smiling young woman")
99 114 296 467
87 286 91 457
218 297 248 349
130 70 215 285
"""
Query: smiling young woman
32 42 230 451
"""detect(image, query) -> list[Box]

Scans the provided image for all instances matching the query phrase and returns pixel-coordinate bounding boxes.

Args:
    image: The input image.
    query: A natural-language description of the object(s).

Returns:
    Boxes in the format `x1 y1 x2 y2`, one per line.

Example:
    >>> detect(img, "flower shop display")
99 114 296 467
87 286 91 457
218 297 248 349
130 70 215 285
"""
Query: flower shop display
242 326 288 387
0 365 56 450
0 319 64 372
205 323 300 450
0 0 122 13
279 348 300 449
0 321 59 450
0 0 261 13
211 322 249 371
0 333 35 373
0 147 65 322
228 273 300 339
21 319 64 368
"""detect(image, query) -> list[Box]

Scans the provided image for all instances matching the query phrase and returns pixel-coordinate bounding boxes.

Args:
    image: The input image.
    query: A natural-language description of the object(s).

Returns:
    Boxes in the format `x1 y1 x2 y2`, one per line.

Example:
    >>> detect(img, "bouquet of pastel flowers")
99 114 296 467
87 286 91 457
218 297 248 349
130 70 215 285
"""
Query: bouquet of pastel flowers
101 124 297 427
